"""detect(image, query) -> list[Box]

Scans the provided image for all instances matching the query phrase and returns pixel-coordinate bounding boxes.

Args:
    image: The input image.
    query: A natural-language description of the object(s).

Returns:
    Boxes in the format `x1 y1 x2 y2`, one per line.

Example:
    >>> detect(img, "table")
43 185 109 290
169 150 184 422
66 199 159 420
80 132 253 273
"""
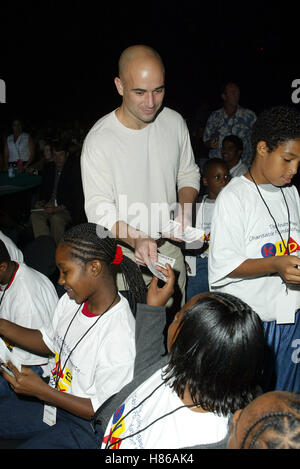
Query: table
0 172 42 195
0 172 42 226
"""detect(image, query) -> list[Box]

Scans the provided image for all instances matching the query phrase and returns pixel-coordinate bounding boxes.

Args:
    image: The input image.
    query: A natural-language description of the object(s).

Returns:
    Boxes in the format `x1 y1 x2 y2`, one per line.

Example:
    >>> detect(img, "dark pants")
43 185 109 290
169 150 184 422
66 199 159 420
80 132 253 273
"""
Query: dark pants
0 391 102 449
186 256 209 301
262 310 300 393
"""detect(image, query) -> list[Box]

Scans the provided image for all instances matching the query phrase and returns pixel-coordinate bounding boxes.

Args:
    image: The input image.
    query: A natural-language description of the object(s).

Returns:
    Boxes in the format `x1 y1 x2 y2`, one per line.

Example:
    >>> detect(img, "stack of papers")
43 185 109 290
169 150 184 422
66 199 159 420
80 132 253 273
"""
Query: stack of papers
161 220 205 243
147 253 176 282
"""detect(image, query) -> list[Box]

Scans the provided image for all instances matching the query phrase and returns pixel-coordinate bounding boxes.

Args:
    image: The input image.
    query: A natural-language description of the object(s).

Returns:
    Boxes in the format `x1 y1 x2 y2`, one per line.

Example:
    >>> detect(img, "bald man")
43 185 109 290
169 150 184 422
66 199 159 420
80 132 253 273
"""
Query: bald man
227 391 300 449
81 45 200 309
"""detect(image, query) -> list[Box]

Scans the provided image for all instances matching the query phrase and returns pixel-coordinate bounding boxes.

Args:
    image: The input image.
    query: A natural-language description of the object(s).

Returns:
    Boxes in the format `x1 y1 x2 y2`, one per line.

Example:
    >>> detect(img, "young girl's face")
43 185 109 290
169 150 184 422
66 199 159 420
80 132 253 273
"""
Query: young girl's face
56 242 93 304
167 293 207 352
258 139 300 186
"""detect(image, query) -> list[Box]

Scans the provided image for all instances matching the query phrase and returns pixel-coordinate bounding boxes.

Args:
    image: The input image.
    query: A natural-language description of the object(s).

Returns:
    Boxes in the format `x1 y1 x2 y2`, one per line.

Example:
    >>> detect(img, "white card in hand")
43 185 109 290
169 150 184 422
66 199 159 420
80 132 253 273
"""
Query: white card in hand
0 337 22 371
161 219 204 243
147 253 176 282
157 253 176 268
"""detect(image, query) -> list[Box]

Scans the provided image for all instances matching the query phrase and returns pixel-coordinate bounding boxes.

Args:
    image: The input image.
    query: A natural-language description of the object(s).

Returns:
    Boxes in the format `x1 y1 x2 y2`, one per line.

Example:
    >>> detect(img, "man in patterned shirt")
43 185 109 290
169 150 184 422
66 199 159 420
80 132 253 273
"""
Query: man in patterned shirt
203 82 256 167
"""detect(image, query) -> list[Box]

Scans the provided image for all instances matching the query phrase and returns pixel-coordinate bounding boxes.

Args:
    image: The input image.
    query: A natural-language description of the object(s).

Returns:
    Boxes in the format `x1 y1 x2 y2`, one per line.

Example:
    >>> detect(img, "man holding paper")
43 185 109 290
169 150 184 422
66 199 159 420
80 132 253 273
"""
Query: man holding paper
81 45 200 308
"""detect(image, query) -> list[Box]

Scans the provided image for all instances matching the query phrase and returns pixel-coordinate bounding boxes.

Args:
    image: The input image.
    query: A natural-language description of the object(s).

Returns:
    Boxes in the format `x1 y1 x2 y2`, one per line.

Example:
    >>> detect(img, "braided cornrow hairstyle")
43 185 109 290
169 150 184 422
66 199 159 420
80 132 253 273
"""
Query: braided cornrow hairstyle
61 223 147 314
241 396 300 449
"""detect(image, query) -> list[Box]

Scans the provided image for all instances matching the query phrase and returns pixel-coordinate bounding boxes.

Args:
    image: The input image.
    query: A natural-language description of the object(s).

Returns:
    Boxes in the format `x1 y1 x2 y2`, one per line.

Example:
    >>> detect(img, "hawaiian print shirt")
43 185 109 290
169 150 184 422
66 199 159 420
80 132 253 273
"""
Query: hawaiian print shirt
203 106 256 166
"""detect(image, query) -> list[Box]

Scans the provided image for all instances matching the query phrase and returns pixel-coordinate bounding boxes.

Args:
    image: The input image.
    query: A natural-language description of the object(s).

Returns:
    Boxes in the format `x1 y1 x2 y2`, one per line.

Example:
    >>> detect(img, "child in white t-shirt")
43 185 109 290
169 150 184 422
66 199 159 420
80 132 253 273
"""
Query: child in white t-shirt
0 239 58 394
185 158 230 300
209 105 300 392
102 292 264 449
0 222 148 449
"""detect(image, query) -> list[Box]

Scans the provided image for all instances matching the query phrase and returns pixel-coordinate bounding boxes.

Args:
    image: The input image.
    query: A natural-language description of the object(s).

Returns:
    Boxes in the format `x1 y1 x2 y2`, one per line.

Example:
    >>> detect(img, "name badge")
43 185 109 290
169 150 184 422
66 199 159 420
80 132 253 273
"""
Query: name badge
43 404 57 426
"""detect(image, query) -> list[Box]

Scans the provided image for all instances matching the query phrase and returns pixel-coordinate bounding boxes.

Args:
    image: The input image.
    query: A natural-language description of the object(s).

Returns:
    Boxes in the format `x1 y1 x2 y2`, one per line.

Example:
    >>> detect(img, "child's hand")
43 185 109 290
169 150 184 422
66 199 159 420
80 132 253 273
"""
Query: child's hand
1 361 47 398
147 263 175 306
274 255 300 284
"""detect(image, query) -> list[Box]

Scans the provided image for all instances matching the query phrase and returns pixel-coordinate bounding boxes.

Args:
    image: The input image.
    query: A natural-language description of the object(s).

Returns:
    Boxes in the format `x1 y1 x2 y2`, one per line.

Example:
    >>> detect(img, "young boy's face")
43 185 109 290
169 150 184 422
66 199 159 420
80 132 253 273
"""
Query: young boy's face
258 139 300 186
203 162 230 199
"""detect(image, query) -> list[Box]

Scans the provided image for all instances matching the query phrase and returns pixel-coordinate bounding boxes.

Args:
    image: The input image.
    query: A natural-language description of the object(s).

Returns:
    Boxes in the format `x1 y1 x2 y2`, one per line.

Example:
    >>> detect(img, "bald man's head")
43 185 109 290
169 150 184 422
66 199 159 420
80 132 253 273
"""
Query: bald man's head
114 45 165 129
118 45 165 81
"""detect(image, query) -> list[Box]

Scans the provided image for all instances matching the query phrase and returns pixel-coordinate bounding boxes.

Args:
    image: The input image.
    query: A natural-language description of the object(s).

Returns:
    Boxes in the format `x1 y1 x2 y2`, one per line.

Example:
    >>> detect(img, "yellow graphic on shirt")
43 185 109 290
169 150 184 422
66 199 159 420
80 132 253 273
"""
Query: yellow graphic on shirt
51 351 72 392
4 340 13 352
103 404 126 449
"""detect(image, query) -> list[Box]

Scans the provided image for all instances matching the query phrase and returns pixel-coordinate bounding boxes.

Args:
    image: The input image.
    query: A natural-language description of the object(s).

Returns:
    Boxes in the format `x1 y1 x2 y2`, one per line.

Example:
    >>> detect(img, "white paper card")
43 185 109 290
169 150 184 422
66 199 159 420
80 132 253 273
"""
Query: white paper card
0 337 22 371
147 253 176 282
43 404 57 426
161 219 205 243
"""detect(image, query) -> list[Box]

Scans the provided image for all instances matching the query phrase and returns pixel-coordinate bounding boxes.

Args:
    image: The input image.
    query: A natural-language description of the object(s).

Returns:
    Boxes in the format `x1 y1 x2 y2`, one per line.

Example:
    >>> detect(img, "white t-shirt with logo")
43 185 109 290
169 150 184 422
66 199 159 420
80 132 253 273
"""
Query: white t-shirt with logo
41 292 135 412
102 367 229 449
208 176 300 323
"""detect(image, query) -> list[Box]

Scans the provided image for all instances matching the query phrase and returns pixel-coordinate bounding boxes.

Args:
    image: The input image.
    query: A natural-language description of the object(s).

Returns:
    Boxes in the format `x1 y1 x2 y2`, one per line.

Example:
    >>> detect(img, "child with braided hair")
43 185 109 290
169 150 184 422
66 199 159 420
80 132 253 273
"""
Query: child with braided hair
0 222 151 448
228 390 300 449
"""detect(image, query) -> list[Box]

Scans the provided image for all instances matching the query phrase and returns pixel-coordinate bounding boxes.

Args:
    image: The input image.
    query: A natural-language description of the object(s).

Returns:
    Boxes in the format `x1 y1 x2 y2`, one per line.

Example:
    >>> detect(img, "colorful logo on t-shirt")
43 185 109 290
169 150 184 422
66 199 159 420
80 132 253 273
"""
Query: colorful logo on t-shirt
261 237 300 257
103 404 125 449
51 351 72 392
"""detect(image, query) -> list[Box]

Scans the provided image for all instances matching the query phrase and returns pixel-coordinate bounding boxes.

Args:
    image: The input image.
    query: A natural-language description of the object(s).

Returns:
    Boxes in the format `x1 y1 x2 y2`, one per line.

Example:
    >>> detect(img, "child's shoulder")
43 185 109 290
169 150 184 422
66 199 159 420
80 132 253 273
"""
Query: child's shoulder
218 176 251 199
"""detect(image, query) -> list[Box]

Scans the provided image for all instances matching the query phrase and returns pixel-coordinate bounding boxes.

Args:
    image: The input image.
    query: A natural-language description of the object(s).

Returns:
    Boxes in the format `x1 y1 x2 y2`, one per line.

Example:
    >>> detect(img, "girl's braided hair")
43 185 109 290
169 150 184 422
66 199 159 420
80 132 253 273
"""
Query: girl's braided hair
240 394 300 449
61 223 147 314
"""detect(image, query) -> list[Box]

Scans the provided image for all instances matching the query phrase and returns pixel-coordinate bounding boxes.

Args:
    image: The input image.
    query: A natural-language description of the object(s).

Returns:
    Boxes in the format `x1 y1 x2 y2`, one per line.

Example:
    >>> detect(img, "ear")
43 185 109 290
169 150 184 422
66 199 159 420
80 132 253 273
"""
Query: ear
0 262 7 272
256 140 269 158
87 260 102 278
203 176 208 187
114 77 124 97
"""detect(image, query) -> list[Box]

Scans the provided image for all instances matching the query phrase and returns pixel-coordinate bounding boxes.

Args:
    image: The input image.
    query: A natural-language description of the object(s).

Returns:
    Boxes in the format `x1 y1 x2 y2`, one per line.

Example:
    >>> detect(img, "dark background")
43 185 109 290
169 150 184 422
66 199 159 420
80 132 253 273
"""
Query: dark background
1 1 299 128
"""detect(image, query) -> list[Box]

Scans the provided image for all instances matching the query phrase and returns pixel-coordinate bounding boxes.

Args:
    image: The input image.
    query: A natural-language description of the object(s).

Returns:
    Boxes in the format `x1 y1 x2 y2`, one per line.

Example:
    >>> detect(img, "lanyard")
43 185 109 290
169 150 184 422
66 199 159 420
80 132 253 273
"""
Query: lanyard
249 169 291 255
54 292 118 389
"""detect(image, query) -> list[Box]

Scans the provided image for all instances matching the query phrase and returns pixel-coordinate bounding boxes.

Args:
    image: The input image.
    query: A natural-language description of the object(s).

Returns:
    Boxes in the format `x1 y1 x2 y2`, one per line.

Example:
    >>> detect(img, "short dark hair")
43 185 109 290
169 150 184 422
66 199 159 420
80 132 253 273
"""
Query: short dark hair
202 157 228 178
52 140 69 153
163 292 264 416
220 81 240 95
0 239 10 263
251 105 300 157
222 134 243 152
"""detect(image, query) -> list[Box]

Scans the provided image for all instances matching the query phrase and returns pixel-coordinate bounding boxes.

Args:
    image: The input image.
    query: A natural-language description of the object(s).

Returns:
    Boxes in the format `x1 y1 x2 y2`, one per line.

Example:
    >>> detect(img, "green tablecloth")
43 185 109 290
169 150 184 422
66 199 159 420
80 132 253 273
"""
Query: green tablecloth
0 172 42 195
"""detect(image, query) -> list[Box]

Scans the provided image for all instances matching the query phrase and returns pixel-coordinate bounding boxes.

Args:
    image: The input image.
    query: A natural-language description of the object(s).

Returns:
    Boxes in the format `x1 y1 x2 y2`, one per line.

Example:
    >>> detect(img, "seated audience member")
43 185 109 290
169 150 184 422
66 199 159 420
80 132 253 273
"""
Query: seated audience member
100 288 265 449
30 141 72 244
3 118 35 171
25 141 54 174
0 223 147 449
227 390 300 449
0 240 58 395
0 230 23 263
221 135 248 177
184 158 230 300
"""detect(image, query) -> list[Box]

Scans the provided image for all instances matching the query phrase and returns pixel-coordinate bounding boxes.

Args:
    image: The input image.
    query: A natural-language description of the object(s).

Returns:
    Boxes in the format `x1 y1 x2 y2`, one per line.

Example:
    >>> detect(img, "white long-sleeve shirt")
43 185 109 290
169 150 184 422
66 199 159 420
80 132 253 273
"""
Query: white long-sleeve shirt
81 107 200 238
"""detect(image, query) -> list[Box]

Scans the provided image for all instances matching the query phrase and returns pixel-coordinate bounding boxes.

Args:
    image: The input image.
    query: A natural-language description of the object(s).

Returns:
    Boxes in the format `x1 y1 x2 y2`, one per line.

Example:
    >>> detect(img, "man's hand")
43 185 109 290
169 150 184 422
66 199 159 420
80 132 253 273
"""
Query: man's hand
134 237 158 266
